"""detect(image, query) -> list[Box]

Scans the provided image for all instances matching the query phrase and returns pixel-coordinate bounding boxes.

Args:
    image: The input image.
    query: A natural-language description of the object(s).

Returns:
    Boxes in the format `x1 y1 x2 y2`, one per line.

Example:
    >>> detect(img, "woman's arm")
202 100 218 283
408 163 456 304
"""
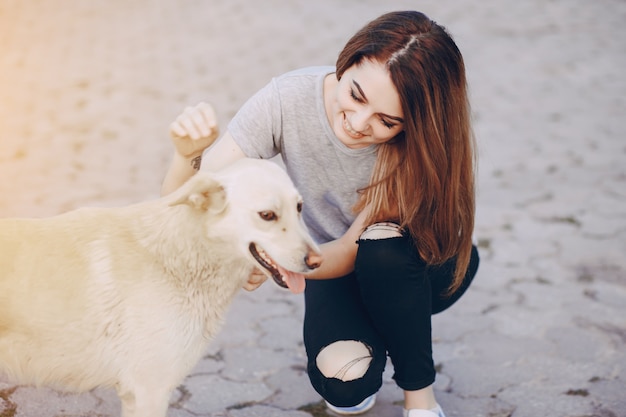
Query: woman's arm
161 152 202 196
243 208 370 292
305 208 369 280
161 103 246 196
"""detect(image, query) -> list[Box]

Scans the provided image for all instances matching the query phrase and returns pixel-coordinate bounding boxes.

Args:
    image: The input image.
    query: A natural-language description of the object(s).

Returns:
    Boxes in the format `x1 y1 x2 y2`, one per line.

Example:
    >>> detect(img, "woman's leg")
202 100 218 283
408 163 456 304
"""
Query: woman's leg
356 228 435 391
303 273 387 407
430 244 480 314
355 223 480 411
304 222 480 410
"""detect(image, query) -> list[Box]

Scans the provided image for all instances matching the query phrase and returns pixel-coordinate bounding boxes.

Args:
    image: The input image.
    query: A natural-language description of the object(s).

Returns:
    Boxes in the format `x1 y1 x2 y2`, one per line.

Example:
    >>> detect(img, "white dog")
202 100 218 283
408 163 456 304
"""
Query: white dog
0 158 321 417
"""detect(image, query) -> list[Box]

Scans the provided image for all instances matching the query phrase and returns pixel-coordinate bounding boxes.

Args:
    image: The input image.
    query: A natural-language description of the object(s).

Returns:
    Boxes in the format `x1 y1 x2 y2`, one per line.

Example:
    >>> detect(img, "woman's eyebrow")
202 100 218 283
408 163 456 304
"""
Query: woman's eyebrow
352 80 404 123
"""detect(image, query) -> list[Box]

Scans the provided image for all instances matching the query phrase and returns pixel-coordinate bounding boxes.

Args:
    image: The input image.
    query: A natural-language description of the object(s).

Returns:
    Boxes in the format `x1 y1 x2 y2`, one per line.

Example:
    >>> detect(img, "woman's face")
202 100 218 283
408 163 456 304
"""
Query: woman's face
326 59 404 149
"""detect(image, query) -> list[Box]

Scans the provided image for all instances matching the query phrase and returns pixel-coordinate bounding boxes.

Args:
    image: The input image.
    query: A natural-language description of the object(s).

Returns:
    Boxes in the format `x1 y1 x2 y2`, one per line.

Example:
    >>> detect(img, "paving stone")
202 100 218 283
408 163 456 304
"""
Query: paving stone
181 374 274 414
228 405 311 417
10 386 119 417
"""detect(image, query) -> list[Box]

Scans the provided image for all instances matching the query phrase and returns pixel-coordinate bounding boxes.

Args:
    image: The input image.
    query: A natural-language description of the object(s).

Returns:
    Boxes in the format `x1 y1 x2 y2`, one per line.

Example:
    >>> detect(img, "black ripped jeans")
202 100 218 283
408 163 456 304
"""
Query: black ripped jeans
303 233 480 407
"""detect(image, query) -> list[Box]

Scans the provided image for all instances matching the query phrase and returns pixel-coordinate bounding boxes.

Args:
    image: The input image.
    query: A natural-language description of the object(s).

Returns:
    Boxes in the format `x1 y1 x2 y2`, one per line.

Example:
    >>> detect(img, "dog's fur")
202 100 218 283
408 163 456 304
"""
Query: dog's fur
0 158 320 417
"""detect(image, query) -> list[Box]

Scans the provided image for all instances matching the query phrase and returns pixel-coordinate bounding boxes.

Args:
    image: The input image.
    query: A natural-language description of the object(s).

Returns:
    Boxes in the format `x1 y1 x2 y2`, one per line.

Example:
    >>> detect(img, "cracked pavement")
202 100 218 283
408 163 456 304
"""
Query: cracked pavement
0 0 625 416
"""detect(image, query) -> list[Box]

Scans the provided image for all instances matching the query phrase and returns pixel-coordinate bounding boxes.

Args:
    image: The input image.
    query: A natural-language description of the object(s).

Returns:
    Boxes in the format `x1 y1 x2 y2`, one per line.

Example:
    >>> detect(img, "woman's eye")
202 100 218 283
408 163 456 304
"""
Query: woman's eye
381 118 396 129
259 211 277 221
350 89 364 103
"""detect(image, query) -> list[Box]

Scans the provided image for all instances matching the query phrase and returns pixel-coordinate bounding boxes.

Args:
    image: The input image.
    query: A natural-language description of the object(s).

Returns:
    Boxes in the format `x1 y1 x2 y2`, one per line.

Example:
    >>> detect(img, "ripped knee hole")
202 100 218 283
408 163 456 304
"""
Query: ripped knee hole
316 340 373 382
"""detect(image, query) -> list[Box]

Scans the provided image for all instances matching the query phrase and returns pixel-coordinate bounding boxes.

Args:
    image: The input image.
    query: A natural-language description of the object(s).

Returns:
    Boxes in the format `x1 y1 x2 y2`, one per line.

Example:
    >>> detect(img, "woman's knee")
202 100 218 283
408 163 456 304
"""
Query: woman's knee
356 223 426 294
359 222 404 241
316 340 373 381
310 339 385 407
356 222 414 269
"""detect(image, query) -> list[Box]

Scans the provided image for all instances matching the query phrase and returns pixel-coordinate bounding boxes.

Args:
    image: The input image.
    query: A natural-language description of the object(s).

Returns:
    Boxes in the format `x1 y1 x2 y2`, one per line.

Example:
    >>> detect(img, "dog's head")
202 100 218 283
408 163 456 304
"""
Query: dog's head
170 158 322 293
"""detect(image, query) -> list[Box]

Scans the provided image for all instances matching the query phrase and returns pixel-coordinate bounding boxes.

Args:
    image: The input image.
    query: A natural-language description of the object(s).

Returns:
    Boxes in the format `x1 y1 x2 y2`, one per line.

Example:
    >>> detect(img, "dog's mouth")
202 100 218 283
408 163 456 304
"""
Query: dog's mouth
249 242 288 289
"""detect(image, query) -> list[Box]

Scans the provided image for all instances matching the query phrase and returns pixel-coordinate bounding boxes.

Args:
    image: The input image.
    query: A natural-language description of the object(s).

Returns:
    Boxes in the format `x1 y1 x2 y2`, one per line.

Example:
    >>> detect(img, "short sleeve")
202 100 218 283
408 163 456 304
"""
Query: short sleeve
227 79 282 159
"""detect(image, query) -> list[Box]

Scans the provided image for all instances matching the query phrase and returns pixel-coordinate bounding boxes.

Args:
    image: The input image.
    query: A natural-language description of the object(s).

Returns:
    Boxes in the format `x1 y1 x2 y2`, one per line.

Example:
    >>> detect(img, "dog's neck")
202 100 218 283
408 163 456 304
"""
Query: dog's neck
129 202 252 327
124 202 253 338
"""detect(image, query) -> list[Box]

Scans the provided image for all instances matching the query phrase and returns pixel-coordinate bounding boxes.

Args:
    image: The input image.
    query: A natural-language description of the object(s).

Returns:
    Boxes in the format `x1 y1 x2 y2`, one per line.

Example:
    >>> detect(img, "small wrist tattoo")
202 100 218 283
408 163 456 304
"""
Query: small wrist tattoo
190 155 202 170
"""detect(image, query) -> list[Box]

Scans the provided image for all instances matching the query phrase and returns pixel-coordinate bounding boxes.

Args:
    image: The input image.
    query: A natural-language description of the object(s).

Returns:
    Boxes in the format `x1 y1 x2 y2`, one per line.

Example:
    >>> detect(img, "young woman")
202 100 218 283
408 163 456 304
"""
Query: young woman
162 11 480 417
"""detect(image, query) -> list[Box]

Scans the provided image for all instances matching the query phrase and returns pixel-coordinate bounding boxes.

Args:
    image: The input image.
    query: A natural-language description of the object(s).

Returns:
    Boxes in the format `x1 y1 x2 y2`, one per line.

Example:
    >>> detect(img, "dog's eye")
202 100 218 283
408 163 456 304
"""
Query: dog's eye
297 202 303 213
258 211 277 221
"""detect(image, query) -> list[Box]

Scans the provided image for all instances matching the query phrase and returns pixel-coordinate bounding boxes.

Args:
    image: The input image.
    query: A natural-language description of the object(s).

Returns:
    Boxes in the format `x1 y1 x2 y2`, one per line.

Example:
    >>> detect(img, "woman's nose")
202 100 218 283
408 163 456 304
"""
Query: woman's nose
350 109 371 132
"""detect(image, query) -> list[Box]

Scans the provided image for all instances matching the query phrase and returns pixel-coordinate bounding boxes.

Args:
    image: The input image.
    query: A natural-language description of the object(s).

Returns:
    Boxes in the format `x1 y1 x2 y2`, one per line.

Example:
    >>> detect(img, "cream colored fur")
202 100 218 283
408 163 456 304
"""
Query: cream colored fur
0 158 320 417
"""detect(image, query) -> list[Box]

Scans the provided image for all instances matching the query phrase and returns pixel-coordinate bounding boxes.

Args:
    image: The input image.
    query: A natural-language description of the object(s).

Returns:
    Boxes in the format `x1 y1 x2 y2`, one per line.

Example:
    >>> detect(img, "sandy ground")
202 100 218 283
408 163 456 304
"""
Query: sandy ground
1 1 625 416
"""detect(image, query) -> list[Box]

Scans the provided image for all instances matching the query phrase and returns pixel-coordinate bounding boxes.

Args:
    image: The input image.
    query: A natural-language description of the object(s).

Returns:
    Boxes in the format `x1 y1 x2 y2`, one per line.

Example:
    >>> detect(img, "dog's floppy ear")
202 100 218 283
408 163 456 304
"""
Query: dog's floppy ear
169 174 227 214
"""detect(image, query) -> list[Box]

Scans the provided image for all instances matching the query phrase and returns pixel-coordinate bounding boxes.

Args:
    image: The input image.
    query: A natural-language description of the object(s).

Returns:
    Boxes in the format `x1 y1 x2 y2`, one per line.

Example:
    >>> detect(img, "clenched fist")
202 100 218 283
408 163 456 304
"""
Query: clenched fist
169 102 220 158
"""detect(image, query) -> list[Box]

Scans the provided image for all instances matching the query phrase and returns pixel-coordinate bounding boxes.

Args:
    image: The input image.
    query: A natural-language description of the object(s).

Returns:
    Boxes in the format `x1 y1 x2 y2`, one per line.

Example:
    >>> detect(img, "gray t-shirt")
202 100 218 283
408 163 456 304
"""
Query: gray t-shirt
228 66 377 244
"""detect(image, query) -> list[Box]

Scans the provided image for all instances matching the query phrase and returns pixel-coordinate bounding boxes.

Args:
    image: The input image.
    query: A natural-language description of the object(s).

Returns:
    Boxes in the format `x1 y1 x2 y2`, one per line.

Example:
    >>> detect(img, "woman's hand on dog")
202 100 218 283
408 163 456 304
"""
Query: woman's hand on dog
169 102 220 158
243 268 268 291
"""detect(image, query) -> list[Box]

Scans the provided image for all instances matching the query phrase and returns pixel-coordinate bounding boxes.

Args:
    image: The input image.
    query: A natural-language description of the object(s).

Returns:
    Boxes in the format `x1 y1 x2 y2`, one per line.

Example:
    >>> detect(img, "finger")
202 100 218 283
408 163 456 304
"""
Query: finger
192 103 218 139
250 269 268 283
190 109 212 138
169 121 188 138
178 108 202 140
248 273 266 283
198 102 218 130
250 267 264 276
199 103 219 136
243 276 266 291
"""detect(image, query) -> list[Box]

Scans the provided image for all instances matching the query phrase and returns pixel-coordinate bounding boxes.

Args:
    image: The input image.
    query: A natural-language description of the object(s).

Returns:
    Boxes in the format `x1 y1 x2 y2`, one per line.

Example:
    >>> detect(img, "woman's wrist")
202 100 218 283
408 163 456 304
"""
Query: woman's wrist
161 152 202 196
189 154 202 170
172 150 204 170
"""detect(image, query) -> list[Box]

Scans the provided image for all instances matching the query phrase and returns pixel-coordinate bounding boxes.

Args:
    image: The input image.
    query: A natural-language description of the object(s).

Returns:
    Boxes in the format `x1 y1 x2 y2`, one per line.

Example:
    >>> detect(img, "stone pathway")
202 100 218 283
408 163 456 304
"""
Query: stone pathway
1 1 625 416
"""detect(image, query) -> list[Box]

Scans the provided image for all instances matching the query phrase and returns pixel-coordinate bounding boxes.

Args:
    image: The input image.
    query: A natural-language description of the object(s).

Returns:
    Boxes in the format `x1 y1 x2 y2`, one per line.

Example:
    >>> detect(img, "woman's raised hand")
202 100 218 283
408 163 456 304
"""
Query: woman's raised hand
169 102 220 157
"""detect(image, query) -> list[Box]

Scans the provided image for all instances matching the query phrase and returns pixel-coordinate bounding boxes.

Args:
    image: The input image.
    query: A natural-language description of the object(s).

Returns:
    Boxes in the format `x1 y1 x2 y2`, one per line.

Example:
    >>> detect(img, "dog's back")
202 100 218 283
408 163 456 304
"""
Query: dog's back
0 206 207 391
0 191 246 396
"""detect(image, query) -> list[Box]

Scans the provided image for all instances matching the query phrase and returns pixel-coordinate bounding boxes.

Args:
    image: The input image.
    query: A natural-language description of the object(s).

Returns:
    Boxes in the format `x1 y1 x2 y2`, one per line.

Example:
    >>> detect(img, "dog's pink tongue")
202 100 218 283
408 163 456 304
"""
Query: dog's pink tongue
277 265 306 294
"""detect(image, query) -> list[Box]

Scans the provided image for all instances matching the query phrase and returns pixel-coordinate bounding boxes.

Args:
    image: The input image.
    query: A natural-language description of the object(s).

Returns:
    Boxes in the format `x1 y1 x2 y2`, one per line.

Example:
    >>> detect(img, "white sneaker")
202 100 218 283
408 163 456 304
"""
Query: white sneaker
325 394 376 415
403 404 446 417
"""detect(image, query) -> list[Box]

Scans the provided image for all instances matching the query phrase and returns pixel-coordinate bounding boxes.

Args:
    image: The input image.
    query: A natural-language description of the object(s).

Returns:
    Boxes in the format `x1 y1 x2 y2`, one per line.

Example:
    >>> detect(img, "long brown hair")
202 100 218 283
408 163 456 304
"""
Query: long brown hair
340 11 476 293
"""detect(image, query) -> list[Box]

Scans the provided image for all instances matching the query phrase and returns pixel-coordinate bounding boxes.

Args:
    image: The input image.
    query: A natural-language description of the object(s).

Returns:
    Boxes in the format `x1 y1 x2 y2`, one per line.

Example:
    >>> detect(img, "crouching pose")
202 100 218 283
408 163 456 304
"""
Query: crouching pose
163 10 480 417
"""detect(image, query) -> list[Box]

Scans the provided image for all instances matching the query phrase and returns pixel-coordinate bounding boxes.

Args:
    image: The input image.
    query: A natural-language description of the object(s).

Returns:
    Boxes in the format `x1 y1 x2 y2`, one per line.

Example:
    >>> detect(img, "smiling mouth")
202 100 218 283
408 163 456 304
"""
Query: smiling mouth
343 114 364 138
249 242 288 288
